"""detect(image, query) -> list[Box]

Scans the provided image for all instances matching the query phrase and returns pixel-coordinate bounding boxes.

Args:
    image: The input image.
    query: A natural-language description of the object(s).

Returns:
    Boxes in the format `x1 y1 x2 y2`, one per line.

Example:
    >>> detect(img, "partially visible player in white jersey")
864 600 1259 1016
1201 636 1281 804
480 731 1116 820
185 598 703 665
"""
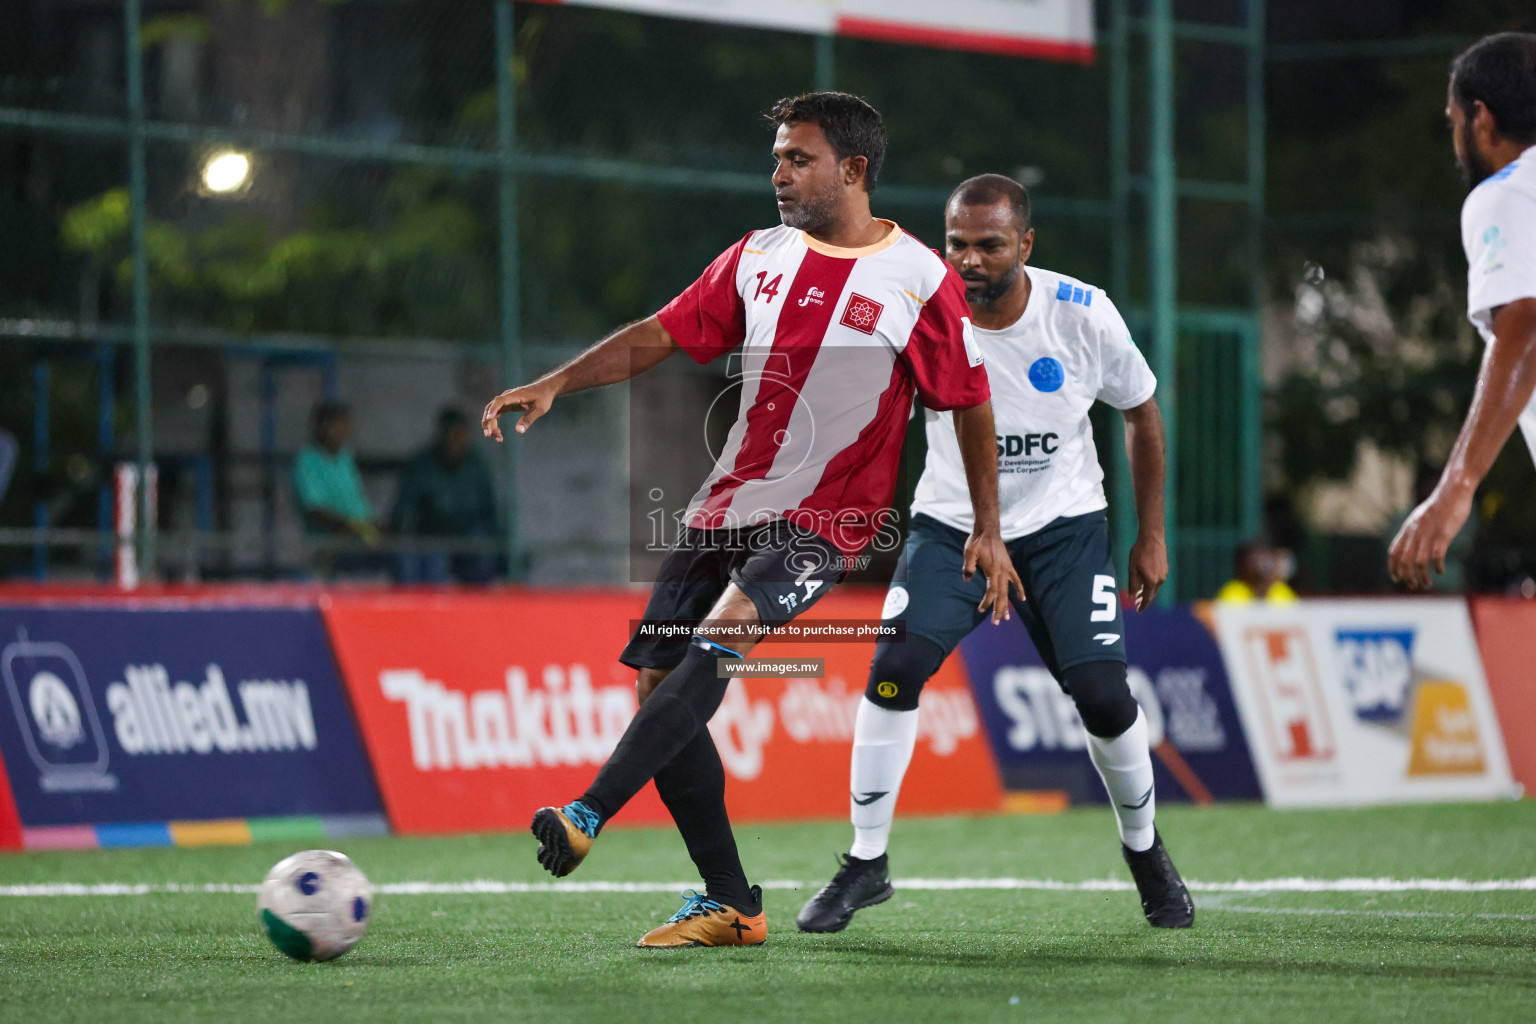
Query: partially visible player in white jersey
1391 33 1536 589
798 174 1195 934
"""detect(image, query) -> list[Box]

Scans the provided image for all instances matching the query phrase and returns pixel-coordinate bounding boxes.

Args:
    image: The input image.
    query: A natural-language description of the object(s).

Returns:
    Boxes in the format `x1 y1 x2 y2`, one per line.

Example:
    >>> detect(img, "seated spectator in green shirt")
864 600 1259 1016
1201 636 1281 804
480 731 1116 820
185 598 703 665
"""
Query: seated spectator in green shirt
391 407 498 584
293 401 379 547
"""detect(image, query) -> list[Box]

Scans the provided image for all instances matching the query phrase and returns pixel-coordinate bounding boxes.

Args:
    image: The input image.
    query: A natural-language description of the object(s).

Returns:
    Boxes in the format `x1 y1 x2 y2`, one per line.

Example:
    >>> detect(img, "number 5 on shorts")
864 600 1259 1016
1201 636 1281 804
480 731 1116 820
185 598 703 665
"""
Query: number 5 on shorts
1090 574 1118 622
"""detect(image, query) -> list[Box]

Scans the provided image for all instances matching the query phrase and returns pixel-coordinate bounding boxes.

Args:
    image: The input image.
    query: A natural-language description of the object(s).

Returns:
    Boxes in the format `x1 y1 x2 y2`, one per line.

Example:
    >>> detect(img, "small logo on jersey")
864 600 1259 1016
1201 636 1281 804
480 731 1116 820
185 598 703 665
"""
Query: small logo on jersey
840 293 884 335
1054 281 1093 307
798 286 826 307
1028 357 1065 393
876 681 899 700
961 317 984 367
1094 633 1121 646
882 586 909 619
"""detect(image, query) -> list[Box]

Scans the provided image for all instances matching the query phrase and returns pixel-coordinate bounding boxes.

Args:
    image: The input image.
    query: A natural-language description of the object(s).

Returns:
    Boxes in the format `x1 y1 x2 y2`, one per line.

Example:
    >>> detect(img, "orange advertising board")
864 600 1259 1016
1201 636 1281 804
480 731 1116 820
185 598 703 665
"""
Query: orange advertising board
1469 598 1536 793
320 588 1000 835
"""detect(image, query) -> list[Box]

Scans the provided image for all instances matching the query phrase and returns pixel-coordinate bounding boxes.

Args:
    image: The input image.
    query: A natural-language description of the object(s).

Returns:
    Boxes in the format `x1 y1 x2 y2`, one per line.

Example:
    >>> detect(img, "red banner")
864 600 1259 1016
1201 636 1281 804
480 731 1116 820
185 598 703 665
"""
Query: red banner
0 744 21 850
320 588 1000 835
1470 597 1536 793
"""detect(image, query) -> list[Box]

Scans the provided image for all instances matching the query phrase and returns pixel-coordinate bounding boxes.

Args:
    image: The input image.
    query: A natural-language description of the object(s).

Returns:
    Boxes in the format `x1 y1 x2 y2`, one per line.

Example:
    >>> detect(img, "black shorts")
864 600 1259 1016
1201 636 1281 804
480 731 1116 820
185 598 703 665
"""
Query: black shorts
619 519 845 670
886 511 1126 681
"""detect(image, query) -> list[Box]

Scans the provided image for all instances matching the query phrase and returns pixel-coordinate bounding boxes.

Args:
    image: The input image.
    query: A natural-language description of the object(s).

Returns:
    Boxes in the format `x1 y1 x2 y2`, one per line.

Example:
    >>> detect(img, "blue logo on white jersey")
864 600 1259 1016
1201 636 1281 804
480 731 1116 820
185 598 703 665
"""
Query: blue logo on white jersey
1054 281 1093 307
1028 357 1065 393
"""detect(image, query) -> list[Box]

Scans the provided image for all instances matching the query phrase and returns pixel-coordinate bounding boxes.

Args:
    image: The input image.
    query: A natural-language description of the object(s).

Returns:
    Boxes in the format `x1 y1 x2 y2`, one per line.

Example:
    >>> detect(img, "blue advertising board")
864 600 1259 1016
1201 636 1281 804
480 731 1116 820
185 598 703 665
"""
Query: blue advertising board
957 605 1262 802
0 606 382 827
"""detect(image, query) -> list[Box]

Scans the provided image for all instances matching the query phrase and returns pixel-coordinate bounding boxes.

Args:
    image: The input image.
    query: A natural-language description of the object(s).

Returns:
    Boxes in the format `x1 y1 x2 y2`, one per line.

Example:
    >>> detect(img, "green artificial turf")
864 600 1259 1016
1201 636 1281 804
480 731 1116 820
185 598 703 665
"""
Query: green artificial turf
3 803 1535 1023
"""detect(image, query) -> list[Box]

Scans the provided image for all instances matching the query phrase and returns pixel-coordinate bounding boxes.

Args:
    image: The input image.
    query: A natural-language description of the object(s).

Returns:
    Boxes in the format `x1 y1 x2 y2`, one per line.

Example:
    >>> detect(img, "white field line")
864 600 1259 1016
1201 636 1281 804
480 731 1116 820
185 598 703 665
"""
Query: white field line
3 877 1536 898
1203 903 1536 922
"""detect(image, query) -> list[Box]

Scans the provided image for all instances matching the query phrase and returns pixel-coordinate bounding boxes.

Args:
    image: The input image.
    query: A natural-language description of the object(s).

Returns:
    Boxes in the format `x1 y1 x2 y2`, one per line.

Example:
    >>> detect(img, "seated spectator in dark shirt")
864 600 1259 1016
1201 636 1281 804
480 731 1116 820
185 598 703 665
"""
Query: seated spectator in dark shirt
391 407 498 583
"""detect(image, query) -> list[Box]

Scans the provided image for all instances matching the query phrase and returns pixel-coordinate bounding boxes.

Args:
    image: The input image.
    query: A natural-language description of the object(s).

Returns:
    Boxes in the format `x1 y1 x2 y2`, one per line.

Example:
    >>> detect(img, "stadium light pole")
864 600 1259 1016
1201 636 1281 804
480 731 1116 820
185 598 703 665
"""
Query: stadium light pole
495 0 524 581
125 0 155 580
1147 0 1177 604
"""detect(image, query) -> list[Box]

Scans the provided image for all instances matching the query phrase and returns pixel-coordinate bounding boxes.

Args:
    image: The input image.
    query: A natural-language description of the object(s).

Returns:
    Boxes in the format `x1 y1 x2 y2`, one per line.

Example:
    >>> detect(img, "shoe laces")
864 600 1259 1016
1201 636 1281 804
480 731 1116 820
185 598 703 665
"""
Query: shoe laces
830 853 881 886
667 889 725 924
561 801 600 839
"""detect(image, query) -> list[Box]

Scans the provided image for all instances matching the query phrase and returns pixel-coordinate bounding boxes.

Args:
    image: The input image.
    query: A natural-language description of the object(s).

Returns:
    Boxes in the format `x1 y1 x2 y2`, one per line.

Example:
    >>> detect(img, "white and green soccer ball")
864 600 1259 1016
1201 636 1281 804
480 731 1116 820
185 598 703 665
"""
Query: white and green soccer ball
257 850 374 962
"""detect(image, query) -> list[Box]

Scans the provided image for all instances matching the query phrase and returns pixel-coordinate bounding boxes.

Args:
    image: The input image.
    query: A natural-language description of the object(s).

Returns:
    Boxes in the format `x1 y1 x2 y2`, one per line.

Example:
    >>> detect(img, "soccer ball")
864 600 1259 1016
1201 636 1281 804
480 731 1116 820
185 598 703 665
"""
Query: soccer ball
256 850 374 962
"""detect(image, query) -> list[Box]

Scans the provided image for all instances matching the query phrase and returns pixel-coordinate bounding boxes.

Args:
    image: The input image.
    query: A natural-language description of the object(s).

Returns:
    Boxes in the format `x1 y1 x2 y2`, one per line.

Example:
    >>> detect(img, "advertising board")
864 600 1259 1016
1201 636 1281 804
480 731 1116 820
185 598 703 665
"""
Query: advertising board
0 606 384 843
1212 599 1516 807
321 588 999 834
1468 597 1536 793
958 605 1262 803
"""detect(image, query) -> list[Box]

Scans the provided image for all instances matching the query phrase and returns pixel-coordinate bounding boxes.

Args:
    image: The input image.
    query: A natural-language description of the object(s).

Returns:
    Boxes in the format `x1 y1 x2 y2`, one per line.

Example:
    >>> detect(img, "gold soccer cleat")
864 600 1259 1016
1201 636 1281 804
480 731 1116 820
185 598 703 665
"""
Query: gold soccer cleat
530 804 595 877
637 887 767 948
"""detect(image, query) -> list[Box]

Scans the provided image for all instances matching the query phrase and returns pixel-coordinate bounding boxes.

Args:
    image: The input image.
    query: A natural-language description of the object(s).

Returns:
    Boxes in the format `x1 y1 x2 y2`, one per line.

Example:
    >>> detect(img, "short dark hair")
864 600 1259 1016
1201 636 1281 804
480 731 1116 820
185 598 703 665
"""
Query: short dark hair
1451 33 1536 145
311 400 350 438
948 174 1032 235
766 92 887 192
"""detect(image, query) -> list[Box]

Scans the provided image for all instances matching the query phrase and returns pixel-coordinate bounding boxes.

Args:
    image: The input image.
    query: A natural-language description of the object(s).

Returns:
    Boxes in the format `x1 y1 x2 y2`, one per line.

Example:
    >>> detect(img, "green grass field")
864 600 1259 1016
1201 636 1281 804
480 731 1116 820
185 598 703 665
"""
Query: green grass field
3 803 1535 1023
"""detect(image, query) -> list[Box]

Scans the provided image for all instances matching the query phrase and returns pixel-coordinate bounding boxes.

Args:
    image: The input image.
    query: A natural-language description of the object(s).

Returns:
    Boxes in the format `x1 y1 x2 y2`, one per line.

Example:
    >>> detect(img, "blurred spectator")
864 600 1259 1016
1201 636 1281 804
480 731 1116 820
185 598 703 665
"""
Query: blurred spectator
1216 539 1298 604
292 401 379 546
391 407 498 584
0 429 16 505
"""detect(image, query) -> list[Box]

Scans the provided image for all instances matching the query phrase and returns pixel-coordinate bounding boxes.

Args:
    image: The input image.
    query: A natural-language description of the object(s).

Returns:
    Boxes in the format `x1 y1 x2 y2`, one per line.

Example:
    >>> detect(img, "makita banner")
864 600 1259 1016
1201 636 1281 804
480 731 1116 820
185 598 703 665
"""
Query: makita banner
0 606 382 826
321 588 1000 834
1213 599 1517 808
958 605 1262 803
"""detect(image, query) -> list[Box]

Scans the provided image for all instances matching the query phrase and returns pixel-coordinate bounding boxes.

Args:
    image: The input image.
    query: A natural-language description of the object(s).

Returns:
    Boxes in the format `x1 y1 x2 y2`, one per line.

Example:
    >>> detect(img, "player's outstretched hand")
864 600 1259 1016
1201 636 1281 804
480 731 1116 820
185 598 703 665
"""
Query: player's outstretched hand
964 529 1023 625
482 381 558 441
1388 485 1472 591
1128 532 1168 612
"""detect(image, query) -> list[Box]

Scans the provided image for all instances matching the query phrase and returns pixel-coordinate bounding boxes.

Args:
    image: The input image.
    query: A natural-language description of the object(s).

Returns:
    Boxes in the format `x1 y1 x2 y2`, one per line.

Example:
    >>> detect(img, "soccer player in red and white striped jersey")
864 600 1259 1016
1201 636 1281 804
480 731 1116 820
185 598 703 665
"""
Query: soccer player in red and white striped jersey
482 92 1019 948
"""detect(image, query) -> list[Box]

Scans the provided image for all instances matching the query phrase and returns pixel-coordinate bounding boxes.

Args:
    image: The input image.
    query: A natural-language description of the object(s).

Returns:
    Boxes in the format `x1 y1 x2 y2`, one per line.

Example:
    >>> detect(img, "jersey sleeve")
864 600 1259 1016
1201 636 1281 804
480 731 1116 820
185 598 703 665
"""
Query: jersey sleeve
1463 182 1536 335
1094 293 1157 410
656 235 749 364
903 263 991 411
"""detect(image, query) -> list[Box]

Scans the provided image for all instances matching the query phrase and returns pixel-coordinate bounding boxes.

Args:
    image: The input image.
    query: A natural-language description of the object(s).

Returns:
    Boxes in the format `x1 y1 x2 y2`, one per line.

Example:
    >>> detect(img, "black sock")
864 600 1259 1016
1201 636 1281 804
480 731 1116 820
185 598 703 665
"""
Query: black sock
654 729 758 915
580 641 731 824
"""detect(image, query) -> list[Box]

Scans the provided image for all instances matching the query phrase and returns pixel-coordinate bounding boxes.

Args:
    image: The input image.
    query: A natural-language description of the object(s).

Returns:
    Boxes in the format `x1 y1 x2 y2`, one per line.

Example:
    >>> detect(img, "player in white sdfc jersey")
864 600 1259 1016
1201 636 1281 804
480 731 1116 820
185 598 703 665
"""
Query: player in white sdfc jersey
1391 33 1536 589
798 175 1195 933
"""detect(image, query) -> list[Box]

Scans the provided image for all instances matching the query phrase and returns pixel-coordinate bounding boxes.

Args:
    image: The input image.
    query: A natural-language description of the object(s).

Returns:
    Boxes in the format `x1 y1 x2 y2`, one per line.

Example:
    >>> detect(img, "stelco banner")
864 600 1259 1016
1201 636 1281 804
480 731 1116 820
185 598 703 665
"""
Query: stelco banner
1213 599 1517 807
958 605 1262 803
0 606 382 829
321 588 1000 835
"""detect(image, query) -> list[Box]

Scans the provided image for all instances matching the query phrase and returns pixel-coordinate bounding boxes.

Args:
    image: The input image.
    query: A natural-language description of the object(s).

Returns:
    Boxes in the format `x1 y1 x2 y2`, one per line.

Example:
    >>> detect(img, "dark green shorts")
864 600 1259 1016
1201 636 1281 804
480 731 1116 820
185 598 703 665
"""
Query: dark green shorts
886 511 1126 680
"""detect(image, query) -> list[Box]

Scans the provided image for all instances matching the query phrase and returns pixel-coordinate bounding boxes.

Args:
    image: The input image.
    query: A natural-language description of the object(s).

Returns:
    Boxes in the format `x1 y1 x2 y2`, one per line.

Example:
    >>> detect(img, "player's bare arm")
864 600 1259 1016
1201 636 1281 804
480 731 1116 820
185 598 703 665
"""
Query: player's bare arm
1390 296 1536 589
1122 396 1169 611
482 316 678 440
954 400 1023 623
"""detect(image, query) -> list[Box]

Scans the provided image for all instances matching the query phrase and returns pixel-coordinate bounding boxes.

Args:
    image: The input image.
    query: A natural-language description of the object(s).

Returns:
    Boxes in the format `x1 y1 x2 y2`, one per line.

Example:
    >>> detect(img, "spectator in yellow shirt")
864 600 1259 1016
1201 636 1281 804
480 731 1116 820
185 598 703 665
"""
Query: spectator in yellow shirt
1216 539 1298 604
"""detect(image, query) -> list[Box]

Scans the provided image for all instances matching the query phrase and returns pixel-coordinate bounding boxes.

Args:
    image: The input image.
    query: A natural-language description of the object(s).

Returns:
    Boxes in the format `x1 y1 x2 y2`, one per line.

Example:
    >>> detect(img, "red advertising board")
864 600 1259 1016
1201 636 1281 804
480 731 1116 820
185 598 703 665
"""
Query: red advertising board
1469 597 1536 793
0 744 21 850
321 588 1000 835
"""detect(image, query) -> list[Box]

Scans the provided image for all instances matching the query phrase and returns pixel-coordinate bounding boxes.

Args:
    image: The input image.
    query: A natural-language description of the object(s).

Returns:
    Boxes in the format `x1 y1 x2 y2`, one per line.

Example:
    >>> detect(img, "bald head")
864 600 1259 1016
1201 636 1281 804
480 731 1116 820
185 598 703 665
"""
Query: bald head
947 173 1031 235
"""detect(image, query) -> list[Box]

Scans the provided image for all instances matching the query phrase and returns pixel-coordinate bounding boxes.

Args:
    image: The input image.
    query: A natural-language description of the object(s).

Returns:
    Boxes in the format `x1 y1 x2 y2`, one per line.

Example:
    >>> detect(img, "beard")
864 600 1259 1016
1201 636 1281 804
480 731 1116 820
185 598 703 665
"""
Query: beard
1458 119 1496 187
777 183 839 232
963 262 1021 309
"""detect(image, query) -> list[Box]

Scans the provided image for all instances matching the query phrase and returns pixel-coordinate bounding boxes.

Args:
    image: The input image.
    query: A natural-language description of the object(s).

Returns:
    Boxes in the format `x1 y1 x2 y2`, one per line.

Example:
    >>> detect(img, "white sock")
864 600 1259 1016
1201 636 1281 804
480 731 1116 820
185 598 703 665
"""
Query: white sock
1086 706 1156 852
848 698 919 860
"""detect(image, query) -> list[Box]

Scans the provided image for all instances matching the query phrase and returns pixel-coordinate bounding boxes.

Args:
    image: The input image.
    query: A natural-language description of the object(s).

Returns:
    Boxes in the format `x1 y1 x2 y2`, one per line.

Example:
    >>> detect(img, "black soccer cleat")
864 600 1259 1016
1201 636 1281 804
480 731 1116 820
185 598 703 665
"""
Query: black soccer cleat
796 854 895 933
1122 830 1195 928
